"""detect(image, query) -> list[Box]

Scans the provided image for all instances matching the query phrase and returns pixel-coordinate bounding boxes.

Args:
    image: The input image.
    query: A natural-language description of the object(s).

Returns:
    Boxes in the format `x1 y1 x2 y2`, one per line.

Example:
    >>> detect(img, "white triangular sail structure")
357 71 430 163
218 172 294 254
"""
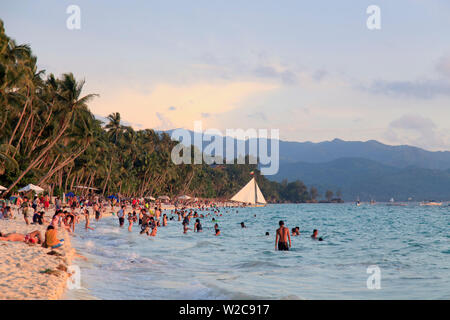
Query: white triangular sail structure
230 177 266 205
0 185 6 191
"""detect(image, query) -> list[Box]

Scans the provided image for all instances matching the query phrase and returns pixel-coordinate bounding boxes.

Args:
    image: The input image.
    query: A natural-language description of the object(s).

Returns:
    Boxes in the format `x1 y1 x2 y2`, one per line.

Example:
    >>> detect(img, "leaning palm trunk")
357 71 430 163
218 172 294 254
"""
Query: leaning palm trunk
39 146 88 186
12 110 33 158
4 113 71 195
7 87 30 151
102 158 113 196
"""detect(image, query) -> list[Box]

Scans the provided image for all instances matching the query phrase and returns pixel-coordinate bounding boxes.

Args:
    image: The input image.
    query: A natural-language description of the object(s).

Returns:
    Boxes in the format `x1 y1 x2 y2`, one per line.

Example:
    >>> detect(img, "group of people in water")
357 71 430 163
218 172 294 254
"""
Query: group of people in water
1 194 324 252
275 220 323 251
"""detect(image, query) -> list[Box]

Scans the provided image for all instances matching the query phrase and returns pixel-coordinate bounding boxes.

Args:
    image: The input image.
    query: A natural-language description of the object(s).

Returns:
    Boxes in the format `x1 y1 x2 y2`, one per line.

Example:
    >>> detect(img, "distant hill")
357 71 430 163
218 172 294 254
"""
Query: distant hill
164 130 450 170
272 158 450 202
163 129 450 201
277 138 450 170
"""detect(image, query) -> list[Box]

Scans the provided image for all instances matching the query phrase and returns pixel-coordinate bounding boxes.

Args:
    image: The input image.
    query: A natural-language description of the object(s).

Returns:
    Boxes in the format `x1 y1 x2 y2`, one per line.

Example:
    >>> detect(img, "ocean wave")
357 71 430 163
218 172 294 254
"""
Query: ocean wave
233 260 281 269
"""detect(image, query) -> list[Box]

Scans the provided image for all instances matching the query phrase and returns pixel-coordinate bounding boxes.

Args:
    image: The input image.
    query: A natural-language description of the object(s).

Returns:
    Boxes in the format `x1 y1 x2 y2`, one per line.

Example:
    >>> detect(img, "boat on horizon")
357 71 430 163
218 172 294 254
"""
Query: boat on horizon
230 177 267 207
419 200 442 206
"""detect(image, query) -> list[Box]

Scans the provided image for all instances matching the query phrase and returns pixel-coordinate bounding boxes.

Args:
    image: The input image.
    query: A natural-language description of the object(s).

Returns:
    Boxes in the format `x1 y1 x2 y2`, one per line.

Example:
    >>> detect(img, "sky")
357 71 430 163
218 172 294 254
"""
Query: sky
1 0 450 151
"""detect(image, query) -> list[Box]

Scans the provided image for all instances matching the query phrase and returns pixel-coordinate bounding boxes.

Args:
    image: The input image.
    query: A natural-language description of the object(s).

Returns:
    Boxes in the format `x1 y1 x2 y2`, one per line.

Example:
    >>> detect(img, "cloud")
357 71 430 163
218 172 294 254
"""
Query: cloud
246 112 267 121
366 54 450 99
252 66 298 85
383 114 450 150
367 79 450 99
312 70 327 82
90 81 278 131
436 54 450 78
155 112 174 130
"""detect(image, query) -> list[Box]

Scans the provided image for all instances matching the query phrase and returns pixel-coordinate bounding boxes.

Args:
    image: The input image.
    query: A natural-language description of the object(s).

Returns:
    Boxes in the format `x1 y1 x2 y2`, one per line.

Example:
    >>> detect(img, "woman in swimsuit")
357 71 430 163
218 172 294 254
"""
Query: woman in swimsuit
0 230 43 244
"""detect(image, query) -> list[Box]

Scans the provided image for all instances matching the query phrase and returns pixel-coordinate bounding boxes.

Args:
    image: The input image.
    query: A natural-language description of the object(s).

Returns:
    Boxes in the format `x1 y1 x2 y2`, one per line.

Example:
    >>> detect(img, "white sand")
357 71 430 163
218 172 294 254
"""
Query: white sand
0 217 74 300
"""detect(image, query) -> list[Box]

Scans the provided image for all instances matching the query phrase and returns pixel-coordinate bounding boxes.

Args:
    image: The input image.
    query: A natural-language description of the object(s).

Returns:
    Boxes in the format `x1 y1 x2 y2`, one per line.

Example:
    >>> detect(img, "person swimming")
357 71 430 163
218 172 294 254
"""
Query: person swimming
311 229 323 241
215 228 220 236
241 222 246 228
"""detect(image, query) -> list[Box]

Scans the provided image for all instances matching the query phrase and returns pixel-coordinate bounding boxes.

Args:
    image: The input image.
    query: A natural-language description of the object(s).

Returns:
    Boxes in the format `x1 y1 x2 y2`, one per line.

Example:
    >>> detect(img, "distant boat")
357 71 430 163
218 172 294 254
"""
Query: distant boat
390 198 395 203
420 201 442 206
230 177 266 207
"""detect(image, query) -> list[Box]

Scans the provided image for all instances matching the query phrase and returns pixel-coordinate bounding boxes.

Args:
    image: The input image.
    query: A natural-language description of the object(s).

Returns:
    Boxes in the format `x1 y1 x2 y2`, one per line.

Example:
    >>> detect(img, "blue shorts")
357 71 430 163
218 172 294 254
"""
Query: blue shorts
51 239 64 249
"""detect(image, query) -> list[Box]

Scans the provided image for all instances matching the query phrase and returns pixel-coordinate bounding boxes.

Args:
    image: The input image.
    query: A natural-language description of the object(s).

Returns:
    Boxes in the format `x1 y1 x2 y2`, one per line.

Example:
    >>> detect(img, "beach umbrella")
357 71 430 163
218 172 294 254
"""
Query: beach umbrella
145 196 156 201
107 195 118 200
18 184 44 194
65 192 75 197
158 195 170 200
178 195 191 200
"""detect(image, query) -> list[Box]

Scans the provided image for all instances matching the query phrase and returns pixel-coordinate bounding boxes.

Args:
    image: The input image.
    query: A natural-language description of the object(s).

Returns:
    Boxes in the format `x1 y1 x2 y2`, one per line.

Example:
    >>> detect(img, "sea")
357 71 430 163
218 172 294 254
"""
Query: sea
64 203 450 299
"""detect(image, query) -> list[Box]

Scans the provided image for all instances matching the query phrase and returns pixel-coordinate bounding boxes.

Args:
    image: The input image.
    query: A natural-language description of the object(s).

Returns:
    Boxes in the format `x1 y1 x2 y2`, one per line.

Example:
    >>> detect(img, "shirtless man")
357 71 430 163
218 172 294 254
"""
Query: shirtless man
275 220 291 251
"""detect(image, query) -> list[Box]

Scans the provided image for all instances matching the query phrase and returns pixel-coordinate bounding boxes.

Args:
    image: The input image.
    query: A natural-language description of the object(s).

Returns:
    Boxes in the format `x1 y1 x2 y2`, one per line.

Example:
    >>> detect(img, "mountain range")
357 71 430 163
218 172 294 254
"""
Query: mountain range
163 129 450 201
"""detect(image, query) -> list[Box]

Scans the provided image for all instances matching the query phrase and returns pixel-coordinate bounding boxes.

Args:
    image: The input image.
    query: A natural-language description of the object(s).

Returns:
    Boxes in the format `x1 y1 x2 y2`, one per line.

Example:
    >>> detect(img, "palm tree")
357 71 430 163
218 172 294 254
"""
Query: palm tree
4 73 98 195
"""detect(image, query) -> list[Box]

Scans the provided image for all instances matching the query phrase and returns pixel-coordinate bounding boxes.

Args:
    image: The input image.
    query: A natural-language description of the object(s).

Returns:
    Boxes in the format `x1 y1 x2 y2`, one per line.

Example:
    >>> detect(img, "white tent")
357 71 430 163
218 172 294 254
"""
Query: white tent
158 195 170 200
18 184 44 194
178 195 191 200
230 177 266 205
145 196 156 201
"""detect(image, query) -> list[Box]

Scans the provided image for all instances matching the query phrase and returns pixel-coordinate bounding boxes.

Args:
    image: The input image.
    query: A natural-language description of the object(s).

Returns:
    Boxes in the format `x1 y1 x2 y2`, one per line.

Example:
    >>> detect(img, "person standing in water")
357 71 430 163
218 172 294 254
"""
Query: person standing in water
275 220 291 251
84 209 94 230
117 206 125 227
194 219 202 232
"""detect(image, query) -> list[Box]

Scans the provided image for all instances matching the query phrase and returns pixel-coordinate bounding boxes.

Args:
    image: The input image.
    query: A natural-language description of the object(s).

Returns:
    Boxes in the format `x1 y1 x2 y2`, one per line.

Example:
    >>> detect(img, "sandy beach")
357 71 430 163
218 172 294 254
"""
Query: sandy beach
0 215 74 300
0 201 240 300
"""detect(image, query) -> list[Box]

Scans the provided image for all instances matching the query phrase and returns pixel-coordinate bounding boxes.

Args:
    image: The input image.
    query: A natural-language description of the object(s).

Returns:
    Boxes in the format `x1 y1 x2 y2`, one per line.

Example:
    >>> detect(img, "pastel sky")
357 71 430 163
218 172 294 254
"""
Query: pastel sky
2 0 450 150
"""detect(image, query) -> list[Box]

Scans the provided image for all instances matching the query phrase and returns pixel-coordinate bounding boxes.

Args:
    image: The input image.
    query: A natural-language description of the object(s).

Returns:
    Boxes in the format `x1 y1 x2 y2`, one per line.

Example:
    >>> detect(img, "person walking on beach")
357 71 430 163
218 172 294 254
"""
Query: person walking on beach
22 200 32 225
275 220 291 251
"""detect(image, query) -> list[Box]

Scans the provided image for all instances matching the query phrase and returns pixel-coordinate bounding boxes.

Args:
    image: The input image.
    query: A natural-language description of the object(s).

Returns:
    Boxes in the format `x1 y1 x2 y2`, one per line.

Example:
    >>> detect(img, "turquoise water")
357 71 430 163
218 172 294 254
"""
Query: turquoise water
65 204 450 299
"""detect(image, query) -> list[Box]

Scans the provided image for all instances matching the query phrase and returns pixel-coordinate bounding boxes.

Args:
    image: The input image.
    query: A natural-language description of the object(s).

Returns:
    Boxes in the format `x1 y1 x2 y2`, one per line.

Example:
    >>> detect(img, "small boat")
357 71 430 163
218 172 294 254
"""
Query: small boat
420 201 442 206
230 177 267 207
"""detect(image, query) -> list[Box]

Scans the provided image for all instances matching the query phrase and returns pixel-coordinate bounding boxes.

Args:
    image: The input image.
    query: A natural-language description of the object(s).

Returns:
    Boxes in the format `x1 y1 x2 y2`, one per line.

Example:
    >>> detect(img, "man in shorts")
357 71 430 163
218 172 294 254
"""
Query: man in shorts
275 220 291 251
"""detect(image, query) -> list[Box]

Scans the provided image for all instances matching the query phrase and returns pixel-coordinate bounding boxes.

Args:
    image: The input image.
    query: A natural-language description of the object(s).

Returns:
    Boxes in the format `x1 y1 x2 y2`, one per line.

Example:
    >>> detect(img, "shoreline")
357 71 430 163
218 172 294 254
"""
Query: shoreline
0 214 75 300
